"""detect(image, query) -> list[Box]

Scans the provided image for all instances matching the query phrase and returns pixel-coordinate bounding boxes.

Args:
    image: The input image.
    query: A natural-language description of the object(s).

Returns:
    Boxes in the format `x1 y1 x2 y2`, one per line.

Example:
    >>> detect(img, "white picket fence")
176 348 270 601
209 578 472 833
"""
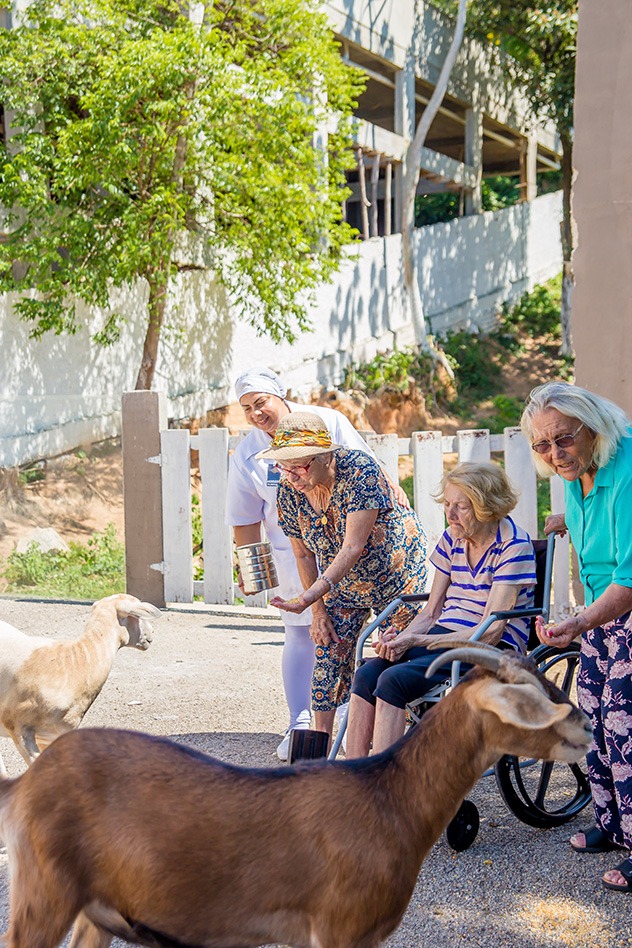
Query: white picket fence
156 426 570 618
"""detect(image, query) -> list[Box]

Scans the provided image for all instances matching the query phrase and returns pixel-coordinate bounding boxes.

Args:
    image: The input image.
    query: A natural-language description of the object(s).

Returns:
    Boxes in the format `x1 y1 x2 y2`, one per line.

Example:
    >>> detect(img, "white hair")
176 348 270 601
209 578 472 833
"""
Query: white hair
521 382 630 476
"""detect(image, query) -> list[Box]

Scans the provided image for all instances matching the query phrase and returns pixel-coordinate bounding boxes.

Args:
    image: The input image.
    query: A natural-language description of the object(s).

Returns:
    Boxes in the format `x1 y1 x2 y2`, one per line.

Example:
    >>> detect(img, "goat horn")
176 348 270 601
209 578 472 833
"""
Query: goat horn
424 645 504 679
426 639 500 654
424 640 544 689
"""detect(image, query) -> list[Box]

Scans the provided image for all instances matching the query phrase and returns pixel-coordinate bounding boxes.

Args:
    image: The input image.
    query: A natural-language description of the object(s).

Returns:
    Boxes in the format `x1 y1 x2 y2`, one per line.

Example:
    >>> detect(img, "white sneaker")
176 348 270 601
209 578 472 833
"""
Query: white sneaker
276 731 291 761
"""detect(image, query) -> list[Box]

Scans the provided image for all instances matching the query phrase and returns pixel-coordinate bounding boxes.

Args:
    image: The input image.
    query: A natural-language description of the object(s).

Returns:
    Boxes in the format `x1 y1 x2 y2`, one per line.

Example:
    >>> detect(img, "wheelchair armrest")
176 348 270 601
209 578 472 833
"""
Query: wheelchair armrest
488 607 543 620
399 593 430 603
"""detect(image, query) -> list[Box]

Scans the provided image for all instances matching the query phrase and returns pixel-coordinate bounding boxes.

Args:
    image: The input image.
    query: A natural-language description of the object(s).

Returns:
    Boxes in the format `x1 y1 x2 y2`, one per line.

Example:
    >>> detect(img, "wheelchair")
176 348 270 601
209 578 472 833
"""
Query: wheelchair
327 533 591 852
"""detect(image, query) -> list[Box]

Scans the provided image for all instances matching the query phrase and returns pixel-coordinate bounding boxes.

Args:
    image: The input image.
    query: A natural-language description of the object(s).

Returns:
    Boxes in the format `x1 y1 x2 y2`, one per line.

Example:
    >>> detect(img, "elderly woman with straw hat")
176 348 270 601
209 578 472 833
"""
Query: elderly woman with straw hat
259 411 428 745
225 367 409 761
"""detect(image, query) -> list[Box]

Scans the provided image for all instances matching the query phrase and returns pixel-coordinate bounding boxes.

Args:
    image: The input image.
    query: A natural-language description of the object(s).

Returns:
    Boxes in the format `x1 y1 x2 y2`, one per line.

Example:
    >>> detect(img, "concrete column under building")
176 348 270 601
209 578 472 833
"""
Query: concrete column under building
394 53 417 232
464 105 483 215
519 134 538 204
572 0 632 415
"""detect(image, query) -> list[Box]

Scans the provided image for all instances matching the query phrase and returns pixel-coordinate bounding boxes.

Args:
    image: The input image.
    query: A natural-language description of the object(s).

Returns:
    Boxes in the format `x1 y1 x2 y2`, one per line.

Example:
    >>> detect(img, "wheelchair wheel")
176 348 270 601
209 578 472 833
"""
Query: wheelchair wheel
445 799 480 851
494 642 592 828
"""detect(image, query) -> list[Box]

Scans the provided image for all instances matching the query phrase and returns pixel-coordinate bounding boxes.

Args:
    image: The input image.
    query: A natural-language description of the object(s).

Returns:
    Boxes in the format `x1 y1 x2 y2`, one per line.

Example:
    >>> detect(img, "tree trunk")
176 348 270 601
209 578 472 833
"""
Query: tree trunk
135 272 169 390
401 0 468 350
559 129 574 358
134 91 192 391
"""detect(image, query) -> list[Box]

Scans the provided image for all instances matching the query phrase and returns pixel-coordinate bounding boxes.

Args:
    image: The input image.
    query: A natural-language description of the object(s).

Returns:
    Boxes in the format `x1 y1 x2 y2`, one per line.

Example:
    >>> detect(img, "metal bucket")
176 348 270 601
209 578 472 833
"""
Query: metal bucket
236 541 279 595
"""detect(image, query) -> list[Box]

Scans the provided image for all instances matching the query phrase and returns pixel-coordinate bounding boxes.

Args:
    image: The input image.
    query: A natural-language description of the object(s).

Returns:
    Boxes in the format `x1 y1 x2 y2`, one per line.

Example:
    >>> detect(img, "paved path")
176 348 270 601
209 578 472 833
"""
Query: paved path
0 598 630 946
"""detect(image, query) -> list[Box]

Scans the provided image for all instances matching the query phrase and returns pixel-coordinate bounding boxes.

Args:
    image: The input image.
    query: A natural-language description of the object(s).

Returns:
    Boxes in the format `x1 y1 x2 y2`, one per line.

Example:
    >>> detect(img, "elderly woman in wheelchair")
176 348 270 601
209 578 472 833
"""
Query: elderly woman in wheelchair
345 461 537 759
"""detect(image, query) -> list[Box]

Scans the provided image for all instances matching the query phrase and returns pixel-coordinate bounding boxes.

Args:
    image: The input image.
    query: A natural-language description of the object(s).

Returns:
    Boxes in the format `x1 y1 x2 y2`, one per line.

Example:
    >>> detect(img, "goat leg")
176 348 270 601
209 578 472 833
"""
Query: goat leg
4 727 37 768
68 909 114 948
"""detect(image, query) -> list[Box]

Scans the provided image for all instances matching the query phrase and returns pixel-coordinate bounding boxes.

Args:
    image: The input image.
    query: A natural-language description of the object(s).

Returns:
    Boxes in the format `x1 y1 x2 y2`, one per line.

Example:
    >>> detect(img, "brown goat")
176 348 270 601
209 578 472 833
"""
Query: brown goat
0 642 591 948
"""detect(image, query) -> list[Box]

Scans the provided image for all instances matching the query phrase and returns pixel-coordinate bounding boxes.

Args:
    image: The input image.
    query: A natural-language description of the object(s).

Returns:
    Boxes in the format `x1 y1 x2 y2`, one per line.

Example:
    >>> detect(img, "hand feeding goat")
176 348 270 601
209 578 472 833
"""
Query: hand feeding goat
0 594 160 775
0 641 591 948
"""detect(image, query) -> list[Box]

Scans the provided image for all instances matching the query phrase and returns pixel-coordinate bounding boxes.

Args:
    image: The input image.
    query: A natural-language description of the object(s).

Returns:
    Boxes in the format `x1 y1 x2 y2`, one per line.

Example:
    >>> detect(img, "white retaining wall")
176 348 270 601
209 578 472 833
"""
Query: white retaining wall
0 192 562 467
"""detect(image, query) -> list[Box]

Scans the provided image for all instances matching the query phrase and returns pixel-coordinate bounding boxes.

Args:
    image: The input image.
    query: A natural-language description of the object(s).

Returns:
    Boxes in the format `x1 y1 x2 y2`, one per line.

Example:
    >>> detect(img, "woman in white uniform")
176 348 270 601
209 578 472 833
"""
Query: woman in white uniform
225 367 407 760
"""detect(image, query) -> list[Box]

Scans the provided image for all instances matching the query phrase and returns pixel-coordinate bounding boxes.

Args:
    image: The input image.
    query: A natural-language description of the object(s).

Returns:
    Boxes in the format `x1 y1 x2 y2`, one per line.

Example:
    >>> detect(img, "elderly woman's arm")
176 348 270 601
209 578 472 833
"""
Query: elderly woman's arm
374 570 450 662
280 536 340 645
538 583 632 647
399 581 521 651
271 508 379 614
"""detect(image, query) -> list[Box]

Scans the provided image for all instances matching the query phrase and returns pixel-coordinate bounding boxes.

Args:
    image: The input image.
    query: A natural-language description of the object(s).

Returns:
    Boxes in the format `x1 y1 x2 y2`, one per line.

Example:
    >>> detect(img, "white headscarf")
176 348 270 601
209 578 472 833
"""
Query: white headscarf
234 366 287 402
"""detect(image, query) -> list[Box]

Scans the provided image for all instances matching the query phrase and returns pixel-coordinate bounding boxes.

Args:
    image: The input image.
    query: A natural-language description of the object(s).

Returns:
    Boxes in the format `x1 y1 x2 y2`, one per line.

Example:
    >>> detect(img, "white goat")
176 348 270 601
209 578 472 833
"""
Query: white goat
0 641 591 948
0 594 160 774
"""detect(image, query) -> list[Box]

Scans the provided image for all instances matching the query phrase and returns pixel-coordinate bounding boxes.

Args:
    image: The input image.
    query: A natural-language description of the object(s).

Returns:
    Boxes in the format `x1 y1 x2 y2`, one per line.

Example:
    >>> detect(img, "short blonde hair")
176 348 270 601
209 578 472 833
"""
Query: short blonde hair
433 462 518 522
521 381 630 476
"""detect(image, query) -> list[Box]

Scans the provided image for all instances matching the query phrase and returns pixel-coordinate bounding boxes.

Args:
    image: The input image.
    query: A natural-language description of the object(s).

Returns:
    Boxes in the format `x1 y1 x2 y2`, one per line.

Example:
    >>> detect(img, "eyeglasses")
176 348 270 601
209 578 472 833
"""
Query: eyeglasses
275 458 316 478
531 423 585 455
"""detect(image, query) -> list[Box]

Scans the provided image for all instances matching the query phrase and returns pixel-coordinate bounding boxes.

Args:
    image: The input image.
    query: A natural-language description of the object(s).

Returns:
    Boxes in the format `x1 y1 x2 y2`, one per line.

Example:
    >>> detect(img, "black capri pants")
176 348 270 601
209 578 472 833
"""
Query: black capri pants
351 627 453 710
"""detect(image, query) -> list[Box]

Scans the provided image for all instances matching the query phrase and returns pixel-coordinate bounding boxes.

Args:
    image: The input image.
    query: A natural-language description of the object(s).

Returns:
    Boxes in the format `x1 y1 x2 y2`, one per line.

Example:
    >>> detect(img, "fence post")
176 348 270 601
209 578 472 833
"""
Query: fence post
199 427 234 604
457 428 491 462
365 432 399 482
161 429 194 603
411 431 444 551
503 427 537 537
122 390 167 606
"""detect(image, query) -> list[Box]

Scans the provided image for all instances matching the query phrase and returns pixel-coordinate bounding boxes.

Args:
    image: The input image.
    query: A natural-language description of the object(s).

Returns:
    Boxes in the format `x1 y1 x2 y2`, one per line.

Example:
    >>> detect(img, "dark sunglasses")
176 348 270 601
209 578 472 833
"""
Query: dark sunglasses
531 423 584 455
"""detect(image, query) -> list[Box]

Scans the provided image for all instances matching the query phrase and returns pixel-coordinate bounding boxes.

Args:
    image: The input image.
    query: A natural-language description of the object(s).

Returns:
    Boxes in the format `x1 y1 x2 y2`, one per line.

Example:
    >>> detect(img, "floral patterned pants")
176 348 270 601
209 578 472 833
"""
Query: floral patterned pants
577 616 632 849
311 599 420 713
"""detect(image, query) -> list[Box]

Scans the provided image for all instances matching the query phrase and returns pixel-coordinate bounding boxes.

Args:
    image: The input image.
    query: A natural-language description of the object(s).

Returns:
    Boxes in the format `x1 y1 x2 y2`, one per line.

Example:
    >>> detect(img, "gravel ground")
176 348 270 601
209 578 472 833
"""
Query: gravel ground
1 598 631 947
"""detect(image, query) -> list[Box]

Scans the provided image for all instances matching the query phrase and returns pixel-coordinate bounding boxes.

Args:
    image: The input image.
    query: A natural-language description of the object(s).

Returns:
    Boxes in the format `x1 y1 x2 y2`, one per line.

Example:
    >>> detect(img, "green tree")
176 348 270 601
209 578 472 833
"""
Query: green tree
435 0 577 356
0 0 361 388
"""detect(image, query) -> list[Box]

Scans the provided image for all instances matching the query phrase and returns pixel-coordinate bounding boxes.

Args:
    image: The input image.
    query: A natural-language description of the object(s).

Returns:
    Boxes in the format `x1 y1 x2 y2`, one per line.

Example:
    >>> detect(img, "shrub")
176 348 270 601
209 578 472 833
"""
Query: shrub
486 395 524 433
2 524 125 599
500 280 562 340
438 330 502 401
343 347 435 396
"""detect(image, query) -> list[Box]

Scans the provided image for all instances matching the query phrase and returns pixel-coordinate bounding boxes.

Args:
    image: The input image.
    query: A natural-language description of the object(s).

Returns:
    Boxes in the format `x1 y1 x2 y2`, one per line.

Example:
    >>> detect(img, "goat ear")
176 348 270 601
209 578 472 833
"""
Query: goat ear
116 601 161 620
128 603 162 620
476 681 572 730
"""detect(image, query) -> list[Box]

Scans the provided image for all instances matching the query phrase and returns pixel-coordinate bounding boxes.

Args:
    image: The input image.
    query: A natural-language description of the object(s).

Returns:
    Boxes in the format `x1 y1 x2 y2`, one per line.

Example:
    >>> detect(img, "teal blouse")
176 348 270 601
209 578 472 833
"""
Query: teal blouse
564 431 632 604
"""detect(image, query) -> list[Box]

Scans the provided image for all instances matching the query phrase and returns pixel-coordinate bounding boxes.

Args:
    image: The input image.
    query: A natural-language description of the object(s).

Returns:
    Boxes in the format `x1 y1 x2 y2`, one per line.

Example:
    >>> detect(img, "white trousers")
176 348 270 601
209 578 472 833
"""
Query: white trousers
282 623 315 729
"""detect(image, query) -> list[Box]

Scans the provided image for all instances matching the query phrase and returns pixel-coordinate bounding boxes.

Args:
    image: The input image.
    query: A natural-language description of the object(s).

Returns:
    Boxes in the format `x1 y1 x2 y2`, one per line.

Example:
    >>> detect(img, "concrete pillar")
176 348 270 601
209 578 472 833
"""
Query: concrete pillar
464 106 483 215
519 134 538 203
122 390 168 606
394 53 416 233
572 0 632 414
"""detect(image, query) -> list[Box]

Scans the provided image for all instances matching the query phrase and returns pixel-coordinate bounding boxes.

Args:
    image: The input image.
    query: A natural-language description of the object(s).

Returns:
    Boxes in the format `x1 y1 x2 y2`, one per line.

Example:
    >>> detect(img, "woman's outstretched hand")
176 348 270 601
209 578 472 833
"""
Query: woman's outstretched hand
270 594 311 614
535 614 585 648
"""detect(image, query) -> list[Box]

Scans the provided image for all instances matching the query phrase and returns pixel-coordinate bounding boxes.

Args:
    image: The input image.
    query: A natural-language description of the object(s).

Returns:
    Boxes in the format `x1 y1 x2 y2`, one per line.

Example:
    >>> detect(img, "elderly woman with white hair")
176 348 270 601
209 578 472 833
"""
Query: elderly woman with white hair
225 367 408 760
522 381 632 894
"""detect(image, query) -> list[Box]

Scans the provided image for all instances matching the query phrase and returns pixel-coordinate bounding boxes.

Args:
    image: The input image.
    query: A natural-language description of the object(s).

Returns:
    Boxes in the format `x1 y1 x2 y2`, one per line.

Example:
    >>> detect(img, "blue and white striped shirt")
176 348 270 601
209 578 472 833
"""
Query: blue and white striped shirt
430 516 537 650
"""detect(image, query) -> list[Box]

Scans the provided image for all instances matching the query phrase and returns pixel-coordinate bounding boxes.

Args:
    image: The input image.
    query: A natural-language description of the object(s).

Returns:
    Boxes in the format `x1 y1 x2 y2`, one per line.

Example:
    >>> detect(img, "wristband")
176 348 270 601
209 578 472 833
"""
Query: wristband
322 574 335 594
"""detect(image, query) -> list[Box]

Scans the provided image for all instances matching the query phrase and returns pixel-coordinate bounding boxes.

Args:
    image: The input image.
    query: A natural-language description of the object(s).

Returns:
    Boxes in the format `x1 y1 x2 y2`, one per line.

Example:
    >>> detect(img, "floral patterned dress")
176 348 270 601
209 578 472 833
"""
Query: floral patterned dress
277 449 427 711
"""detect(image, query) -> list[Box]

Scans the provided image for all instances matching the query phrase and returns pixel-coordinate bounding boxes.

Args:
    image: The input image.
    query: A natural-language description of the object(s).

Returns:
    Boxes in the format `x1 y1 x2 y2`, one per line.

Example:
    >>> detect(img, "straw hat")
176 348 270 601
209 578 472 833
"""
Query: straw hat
255 411 343 461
